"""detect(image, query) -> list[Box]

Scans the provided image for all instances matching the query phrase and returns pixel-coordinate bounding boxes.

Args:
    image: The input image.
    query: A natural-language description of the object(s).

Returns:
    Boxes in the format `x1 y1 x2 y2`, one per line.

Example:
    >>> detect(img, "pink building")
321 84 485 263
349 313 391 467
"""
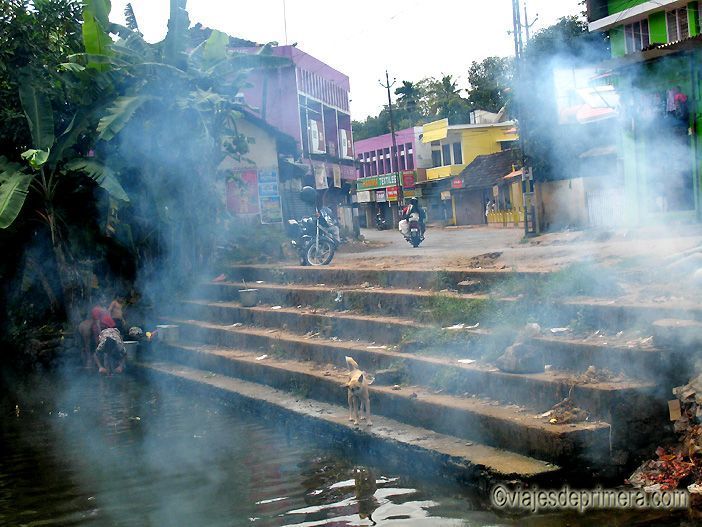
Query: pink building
237 45 356 188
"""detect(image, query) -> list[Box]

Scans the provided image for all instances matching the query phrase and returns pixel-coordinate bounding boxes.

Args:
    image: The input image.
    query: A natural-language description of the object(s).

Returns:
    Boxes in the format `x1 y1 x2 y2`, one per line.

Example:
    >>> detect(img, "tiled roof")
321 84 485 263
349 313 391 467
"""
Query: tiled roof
457 150 521 190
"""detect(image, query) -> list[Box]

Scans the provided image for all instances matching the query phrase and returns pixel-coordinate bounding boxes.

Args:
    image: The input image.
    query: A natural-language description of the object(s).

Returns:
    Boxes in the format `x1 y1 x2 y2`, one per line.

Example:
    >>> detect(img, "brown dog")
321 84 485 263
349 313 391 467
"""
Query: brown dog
345 356 372 426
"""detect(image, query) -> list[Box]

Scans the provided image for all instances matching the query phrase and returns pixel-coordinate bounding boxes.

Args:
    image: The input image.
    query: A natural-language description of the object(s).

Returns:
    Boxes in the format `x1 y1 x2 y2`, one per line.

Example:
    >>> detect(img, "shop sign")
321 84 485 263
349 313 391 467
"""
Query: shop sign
376 190 387 202
402 170 416 189
357 190 372 203
386 186 398 202
404 188 422 198
492 185 499 197
357 173 398 191
258 169 283 224
440 191 452 201
451 177 463 189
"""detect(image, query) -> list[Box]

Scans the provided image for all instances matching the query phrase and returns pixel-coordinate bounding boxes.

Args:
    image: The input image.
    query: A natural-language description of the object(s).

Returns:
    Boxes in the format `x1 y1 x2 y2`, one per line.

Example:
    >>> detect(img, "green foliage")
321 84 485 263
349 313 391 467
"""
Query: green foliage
18 77 55 152
466 56 514 113
0 157 33 229
97 95 149 141
64 159 129 202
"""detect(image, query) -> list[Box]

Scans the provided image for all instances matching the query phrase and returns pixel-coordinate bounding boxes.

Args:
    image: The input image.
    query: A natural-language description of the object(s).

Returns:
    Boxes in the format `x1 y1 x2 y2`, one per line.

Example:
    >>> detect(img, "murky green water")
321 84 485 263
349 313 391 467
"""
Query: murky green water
0 371 691 527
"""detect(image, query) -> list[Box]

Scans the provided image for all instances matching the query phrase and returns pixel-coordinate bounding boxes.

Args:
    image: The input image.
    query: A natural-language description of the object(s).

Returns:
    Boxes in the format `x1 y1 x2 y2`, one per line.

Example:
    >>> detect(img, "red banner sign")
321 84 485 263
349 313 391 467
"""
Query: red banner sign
386 186 399 202
452 177 464 189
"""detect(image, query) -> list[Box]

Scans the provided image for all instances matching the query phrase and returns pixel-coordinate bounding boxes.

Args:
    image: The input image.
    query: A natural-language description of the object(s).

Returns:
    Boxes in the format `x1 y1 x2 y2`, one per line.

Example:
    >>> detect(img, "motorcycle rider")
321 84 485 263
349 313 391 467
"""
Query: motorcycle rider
402 198 426 239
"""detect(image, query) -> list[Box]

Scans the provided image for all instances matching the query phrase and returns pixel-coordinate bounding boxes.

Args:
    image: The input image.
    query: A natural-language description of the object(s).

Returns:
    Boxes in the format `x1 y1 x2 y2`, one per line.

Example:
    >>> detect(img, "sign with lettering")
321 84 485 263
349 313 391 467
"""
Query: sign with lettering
452 177 463 189
402 170 416 189
386 186 398 202
356 173 399 191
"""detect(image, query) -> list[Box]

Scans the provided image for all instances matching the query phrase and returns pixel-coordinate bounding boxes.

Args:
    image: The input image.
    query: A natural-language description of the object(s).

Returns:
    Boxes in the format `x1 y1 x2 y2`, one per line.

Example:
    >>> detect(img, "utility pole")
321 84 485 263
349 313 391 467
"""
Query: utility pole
523 2 538 43
379 70 403 206
511 0 536 237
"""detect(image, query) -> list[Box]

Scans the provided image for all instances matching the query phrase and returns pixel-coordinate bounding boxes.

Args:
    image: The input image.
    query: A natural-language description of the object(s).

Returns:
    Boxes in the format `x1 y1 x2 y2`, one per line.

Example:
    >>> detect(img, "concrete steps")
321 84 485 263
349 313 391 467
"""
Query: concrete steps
147 341 610 466
139 360 561 485
222 263 548 292
182 296 668 376
148 263 692 479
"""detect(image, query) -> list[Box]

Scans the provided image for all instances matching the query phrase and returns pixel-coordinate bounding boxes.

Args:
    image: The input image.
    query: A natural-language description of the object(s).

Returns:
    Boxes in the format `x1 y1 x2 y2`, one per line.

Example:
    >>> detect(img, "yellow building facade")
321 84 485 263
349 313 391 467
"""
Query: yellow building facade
421 119 518 181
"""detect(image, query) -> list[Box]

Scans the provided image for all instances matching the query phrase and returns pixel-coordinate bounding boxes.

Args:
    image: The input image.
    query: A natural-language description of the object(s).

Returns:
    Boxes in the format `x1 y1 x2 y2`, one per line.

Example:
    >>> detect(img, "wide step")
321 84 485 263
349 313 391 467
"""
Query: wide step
138 359 560 484
150 340 612 465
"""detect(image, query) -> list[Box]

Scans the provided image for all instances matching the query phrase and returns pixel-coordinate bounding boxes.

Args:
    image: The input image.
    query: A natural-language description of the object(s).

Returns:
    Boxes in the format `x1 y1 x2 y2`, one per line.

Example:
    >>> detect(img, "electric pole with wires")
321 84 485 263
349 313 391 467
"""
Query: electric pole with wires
379 70 404 207
511 0 538 236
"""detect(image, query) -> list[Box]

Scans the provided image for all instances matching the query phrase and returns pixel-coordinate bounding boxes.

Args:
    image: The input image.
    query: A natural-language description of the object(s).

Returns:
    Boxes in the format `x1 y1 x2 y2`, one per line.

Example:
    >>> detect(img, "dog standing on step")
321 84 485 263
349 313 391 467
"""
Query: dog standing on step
345 356 372 426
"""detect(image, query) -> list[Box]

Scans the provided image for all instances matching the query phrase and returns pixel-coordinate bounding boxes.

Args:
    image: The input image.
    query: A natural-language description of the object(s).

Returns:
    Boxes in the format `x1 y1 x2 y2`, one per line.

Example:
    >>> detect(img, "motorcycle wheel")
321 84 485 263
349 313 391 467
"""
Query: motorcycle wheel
306 239 335 265
410 233 421 248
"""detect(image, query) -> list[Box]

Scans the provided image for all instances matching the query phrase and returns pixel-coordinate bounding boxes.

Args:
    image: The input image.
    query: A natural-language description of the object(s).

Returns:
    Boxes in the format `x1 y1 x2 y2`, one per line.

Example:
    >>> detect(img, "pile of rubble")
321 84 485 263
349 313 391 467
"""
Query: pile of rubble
628 374 702 493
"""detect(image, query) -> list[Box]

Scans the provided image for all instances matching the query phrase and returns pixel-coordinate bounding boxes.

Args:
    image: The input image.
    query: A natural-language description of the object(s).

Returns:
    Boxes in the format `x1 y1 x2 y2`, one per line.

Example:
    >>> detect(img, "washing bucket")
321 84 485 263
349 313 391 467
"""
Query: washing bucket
239 288 259 307
123 340 139 360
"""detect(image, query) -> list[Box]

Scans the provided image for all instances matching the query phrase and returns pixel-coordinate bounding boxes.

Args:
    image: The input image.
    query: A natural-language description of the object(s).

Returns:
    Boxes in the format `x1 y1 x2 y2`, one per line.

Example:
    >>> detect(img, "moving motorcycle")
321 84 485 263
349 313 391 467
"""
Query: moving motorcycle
287 188 340 266
400 212 423 248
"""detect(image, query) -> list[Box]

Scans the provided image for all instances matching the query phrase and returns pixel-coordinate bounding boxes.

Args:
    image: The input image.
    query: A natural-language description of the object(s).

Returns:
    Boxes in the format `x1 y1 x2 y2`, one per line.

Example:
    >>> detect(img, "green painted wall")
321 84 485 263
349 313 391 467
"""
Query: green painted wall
690 2 700 36
649 11 667 43
608 0 649 15
611 26 626 57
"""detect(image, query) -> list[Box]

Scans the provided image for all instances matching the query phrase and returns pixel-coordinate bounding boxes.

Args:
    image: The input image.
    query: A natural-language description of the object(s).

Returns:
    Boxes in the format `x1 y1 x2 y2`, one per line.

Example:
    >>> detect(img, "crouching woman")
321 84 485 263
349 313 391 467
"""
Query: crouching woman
94 327 127 375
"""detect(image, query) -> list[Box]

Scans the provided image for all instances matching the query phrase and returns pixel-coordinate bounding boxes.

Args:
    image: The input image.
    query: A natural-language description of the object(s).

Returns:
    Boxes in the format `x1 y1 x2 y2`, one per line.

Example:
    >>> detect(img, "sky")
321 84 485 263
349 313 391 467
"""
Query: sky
109 0 584 120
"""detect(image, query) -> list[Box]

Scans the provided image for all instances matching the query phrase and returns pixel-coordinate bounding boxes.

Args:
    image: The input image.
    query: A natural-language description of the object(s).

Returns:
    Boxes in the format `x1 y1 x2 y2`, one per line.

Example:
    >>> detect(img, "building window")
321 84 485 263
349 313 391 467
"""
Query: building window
398 144 406 170
431 150 442 168
667 8 689 43
442 144 452 166
624 19 649 53
452 142 463 165
406 144 414 170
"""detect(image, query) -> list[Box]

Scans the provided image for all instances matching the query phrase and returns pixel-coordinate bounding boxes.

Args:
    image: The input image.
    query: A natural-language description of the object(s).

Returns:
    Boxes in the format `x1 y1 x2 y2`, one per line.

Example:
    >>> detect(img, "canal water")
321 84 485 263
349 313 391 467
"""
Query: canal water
0 371 690 526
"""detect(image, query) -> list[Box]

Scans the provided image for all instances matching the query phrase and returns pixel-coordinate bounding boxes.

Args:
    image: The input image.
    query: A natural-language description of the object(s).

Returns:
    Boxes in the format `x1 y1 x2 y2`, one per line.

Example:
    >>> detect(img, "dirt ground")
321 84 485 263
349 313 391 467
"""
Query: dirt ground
337 224 702 272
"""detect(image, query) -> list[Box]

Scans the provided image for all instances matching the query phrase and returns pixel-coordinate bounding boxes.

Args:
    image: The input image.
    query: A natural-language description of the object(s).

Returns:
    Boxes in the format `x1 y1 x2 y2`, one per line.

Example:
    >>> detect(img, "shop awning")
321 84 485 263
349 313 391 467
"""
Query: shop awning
578 145 618 159
503 169 523 180
421 118 449 143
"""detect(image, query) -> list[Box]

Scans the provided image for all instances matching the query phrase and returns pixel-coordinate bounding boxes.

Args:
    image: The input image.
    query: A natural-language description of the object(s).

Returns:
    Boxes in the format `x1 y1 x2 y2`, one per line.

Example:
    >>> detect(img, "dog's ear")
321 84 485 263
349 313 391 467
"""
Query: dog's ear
358 374 364 383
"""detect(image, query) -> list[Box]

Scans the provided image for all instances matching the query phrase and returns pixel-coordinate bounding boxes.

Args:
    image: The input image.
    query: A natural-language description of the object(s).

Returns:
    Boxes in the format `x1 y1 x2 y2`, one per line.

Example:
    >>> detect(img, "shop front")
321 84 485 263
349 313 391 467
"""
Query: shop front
356 173 400 228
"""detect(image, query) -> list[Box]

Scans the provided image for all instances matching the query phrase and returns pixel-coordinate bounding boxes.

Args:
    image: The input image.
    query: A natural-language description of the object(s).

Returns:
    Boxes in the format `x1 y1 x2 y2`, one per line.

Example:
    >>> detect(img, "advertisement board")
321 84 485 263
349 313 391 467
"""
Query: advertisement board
227 170 259 215
386 186 398 202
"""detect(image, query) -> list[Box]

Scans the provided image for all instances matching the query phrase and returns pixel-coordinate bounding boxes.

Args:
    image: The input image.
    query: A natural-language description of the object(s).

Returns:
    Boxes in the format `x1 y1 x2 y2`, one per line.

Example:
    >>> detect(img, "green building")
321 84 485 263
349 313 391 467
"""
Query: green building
587 0 702 223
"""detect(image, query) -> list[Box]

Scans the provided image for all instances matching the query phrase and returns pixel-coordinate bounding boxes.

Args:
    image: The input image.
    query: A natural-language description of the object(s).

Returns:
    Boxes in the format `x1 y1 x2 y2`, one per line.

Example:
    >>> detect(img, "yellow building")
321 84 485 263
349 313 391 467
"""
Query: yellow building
418 118 519 225
421 118 518 182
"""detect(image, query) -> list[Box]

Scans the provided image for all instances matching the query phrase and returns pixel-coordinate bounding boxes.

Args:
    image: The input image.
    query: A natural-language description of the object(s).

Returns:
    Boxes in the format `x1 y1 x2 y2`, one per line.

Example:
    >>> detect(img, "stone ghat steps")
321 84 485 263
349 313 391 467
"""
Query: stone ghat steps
139 360 562 486
177 298 668 377
222 263 547 292
202 280 702 332
158 315 655 427
147 341 610 466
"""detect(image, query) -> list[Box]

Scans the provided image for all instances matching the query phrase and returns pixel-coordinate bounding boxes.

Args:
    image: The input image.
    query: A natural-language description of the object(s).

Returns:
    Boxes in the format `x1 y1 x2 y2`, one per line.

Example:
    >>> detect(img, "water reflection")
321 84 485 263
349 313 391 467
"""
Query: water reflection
0 372 469 526
0 371 692 527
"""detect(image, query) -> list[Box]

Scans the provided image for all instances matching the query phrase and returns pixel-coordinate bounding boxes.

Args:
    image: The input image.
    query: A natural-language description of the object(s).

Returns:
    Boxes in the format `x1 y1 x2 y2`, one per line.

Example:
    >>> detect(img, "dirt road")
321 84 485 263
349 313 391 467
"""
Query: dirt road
335 225 702 272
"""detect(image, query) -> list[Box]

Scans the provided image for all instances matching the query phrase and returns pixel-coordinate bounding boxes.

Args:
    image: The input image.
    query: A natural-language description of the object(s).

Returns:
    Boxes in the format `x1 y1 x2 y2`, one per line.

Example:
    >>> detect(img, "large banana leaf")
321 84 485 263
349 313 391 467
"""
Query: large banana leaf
97 96 149 142
0 157 34 229
18 79 55 152
202 30 229 65
163 0 190 70
82 0 113 69
65 159 129 202
48 111 90 168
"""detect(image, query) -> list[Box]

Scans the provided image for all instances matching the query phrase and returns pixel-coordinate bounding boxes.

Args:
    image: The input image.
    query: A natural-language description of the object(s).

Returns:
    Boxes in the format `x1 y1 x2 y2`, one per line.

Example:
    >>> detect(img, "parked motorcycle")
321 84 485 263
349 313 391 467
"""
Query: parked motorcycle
375 211 390 230
287 204 340 266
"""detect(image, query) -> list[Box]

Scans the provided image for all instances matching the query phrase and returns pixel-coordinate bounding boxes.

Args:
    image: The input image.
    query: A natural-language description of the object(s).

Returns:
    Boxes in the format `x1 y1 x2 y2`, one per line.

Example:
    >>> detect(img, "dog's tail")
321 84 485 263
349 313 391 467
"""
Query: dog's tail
345 356 359 371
